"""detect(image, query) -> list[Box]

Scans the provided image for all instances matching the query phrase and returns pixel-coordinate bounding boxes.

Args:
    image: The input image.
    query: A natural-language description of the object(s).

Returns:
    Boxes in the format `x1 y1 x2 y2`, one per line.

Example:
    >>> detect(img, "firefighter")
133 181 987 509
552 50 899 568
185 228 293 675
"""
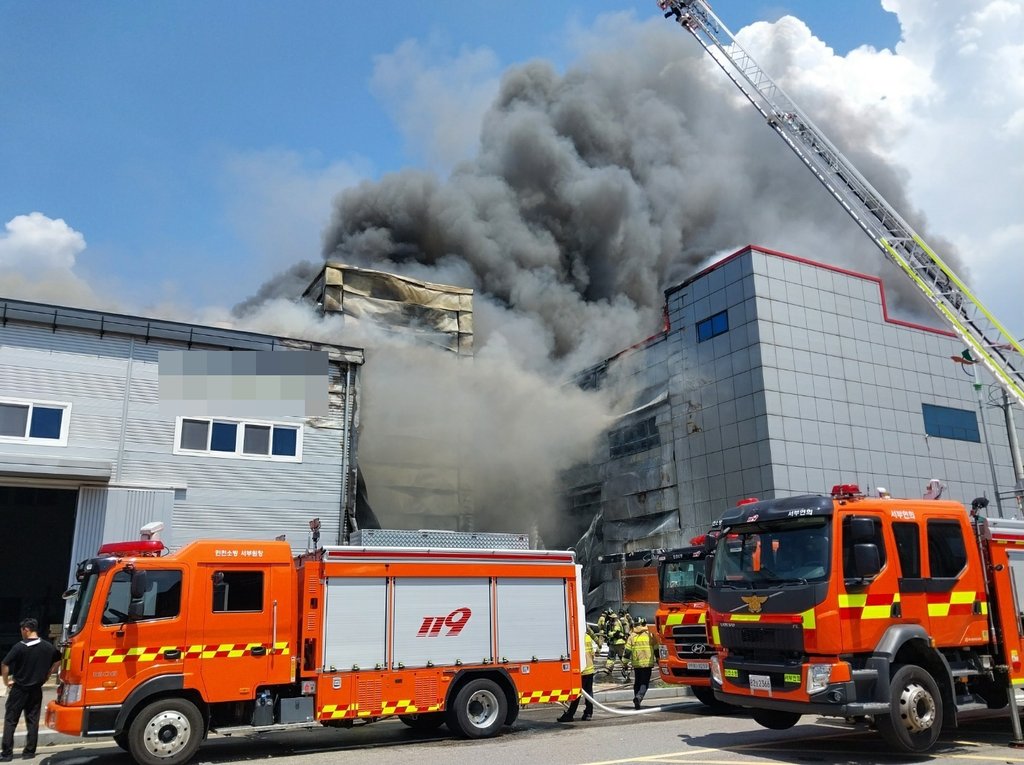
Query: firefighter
604 613 627 671
625 616 660 709
596 608 614 639
619 607 634 632
557 627 596 722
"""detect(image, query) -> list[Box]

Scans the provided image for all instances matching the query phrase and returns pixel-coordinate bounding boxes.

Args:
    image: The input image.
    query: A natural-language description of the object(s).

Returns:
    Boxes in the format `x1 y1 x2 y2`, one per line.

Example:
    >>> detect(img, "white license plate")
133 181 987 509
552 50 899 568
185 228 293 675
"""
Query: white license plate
749 674 772 692
687 661 710 671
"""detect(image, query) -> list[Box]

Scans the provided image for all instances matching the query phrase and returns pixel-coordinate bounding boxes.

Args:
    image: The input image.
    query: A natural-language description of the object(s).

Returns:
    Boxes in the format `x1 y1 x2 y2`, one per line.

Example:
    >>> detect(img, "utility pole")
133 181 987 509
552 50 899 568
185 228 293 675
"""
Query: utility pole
967 354 1005 517
1000 389 1024 514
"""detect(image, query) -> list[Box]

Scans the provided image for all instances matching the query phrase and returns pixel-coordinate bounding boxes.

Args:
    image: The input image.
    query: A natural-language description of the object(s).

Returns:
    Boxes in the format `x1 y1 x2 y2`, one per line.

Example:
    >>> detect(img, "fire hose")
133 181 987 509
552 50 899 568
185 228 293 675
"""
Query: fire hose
577 687 694 716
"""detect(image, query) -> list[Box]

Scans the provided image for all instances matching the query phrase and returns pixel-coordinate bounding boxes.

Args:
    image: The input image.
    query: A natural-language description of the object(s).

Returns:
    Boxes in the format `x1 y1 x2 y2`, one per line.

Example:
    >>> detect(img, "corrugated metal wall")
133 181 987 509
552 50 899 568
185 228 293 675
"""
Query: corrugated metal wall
1 317 361 567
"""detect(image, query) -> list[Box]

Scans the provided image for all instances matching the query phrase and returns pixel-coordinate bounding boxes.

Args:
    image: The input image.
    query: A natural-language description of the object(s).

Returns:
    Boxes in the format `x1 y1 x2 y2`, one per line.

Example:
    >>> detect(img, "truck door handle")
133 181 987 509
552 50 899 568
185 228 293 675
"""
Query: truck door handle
163 649 182 660
251 646 268 657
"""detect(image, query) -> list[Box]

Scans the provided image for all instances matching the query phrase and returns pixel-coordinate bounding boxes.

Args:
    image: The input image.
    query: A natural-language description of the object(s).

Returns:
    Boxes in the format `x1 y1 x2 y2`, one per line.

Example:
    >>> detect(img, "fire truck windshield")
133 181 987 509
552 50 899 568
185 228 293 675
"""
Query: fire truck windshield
711 517 831 586
659 558 708 603
67 572 100 637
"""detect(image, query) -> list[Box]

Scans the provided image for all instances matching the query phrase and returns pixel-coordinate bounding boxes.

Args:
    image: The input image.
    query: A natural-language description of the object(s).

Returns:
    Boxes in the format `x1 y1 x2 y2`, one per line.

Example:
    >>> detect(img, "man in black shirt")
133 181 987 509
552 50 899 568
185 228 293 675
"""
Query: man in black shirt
1 618 62 761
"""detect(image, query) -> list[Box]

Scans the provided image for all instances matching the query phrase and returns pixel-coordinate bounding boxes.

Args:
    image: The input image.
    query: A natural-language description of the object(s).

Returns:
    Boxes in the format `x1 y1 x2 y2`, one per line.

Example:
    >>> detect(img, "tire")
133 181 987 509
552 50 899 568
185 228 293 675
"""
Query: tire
874 664 943 753
445 678 508 739
128 697 204 765
691 685 735 711
751 708 801 730
113 731 129 751
398 712 446 730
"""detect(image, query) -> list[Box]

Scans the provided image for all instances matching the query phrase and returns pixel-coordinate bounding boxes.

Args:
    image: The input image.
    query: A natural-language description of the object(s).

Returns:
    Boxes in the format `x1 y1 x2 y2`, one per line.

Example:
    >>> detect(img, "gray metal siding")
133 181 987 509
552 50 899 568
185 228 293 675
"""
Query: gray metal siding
1 318 360 552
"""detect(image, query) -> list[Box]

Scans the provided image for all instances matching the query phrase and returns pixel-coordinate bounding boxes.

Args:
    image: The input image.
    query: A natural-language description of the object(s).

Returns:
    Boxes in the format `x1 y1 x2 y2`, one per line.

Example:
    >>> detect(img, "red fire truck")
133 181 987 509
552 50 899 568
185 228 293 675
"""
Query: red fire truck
47 529 583 765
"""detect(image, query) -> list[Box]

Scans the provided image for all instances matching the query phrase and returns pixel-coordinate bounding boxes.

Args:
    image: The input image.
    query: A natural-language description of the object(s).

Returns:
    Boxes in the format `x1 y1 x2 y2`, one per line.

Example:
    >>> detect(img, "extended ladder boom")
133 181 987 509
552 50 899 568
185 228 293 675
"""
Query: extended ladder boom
658 0 1024 405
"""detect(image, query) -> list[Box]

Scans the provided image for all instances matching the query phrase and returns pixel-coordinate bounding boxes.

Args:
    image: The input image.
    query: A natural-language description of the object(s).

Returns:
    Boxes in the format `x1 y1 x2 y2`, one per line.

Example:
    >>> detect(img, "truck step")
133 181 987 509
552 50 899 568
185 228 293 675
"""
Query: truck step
214 721 324 737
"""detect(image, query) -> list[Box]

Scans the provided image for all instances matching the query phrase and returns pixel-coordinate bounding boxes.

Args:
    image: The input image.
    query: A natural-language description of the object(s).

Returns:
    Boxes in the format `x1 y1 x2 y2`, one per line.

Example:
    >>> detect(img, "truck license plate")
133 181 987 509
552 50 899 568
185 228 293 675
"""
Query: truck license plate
749 674 772 692
687 661 710 671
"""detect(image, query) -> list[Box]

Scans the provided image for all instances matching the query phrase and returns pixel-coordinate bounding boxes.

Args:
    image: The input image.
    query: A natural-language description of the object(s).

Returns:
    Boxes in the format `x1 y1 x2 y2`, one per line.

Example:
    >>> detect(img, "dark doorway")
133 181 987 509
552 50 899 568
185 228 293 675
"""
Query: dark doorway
0 487 77 654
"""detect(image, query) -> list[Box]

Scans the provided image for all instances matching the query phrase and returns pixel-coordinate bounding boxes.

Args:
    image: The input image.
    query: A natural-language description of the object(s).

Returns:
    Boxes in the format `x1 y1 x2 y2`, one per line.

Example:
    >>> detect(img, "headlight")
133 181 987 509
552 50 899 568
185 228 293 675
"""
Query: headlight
57 683 82 704
710 656 722 685
658 645 668 659
806 664 832 694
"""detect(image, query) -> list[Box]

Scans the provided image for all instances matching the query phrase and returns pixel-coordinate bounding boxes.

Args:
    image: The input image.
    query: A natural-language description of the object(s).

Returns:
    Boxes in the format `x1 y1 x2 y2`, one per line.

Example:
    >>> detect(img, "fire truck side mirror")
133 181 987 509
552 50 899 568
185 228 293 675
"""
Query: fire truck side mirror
852 543 881 579
128 570 149 620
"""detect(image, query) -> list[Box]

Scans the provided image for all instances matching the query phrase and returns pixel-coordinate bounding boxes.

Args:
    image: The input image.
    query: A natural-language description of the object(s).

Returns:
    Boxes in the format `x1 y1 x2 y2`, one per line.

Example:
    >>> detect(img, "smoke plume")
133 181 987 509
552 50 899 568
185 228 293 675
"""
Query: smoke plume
238 15 968 540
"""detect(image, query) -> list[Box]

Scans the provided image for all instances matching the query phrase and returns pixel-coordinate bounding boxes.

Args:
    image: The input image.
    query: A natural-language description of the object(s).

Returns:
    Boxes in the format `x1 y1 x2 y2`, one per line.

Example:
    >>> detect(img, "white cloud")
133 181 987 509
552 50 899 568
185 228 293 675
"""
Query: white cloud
370 37 501 171
735 1 1024 335
0 212 85 272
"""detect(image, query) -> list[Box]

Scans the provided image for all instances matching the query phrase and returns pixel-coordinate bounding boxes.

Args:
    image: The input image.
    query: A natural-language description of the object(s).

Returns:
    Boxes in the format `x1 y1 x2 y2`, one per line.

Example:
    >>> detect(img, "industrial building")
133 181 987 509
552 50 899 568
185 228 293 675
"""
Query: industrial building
565 245 1024 613
303 263 476 531
0 298 363 651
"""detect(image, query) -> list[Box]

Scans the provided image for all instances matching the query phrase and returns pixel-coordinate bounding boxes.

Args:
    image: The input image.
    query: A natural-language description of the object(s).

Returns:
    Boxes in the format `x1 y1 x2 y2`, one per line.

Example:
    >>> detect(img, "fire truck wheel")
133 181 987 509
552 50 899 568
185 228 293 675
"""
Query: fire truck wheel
398 712 446 730
875 664 943 753
692 686 734 711
751 709 801 730
446 678 508 739
128 698 204 765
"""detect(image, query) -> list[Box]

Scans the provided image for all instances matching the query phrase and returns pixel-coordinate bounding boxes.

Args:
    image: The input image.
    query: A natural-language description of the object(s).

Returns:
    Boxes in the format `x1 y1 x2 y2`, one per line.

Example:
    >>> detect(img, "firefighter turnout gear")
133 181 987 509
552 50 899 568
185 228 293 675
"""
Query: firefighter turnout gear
558 630 597 722
626 623 659 709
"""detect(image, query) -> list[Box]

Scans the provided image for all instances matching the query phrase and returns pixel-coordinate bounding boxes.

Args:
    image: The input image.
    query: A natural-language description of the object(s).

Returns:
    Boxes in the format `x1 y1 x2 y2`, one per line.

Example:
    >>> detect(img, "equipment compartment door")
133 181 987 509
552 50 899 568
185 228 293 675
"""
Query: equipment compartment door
495 578 568 662
323 577 387 672
392 578 491 669
1006 552 1024 637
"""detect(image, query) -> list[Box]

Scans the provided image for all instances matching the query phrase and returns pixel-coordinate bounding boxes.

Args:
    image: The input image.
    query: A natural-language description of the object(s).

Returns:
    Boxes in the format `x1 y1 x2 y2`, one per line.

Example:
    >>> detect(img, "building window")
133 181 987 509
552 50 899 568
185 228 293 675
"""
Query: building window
921 403 980 443
696 310 729 343
0 399 71 445
609 417 660 459
569 484 602 517
175 417 302 461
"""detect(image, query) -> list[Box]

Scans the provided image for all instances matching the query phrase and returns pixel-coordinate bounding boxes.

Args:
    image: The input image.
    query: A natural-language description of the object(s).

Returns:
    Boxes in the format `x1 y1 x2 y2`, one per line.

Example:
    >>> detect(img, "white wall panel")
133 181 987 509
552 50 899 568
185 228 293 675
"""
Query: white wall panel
323 578 387 671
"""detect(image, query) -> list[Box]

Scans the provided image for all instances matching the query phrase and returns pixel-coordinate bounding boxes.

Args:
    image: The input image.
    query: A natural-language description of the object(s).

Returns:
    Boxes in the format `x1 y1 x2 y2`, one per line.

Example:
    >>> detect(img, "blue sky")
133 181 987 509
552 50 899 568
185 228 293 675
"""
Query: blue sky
1 2 904 310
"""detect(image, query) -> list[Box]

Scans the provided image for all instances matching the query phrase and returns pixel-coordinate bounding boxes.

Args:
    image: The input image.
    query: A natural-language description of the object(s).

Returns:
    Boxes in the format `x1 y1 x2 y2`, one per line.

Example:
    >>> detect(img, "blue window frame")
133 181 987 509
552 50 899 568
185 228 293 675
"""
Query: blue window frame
922 403 980 443
697 310 729 342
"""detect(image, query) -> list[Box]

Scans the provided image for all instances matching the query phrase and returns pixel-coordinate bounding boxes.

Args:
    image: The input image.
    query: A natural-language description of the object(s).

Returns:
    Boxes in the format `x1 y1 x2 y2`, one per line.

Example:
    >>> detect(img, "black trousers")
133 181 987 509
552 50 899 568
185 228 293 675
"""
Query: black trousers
2 684 43 756
565 673 594 718
633 667 653 705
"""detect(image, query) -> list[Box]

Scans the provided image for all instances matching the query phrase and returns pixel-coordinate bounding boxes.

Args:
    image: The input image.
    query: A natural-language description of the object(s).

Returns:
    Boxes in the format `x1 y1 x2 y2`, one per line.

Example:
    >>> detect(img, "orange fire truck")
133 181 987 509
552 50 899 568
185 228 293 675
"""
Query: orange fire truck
705 485 1024 752
46 530 583 765
653 542 717 707
600 534 722 707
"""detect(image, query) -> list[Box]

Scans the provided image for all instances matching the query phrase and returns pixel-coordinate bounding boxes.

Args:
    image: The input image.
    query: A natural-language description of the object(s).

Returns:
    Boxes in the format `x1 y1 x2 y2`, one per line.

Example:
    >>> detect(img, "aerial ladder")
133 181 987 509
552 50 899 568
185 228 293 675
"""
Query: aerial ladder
657 0 1024 407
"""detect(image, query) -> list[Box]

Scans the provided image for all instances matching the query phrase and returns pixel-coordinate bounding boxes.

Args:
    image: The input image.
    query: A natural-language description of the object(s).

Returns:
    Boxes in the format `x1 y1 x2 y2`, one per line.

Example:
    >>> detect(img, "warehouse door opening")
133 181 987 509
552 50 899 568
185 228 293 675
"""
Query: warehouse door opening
0 486 77 655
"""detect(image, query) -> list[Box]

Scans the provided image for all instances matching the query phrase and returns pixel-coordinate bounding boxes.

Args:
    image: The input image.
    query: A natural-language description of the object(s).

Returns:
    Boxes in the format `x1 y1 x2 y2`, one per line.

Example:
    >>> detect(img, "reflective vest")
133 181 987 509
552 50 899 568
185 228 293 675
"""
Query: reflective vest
626 627 657 668
583 632 596 676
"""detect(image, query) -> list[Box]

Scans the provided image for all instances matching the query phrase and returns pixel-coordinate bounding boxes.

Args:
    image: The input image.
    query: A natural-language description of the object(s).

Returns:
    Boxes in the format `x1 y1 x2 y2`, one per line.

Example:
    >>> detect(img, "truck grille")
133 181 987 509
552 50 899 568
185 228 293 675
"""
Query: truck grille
718 623 803 654
672 625 711 658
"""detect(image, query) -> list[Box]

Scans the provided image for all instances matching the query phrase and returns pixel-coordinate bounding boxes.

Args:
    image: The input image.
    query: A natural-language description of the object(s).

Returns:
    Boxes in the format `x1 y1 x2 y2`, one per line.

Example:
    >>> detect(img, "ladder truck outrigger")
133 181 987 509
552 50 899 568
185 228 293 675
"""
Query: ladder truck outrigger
657 0 1024 408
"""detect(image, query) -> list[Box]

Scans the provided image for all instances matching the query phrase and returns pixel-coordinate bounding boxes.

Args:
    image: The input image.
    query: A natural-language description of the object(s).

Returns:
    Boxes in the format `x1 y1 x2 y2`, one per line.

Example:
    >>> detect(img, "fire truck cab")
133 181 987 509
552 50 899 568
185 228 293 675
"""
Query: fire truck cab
706 486 1024 753
47 533 583 765
654 544 718 706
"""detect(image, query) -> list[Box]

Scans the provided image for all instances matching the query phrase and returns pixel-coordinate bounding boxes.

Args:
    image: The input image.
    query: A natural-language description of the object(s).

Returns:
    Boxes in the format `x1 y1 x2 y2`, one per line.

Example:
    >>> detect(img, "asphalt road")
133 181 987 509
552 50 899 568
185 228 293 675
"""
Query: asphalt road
31 698 1024 765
